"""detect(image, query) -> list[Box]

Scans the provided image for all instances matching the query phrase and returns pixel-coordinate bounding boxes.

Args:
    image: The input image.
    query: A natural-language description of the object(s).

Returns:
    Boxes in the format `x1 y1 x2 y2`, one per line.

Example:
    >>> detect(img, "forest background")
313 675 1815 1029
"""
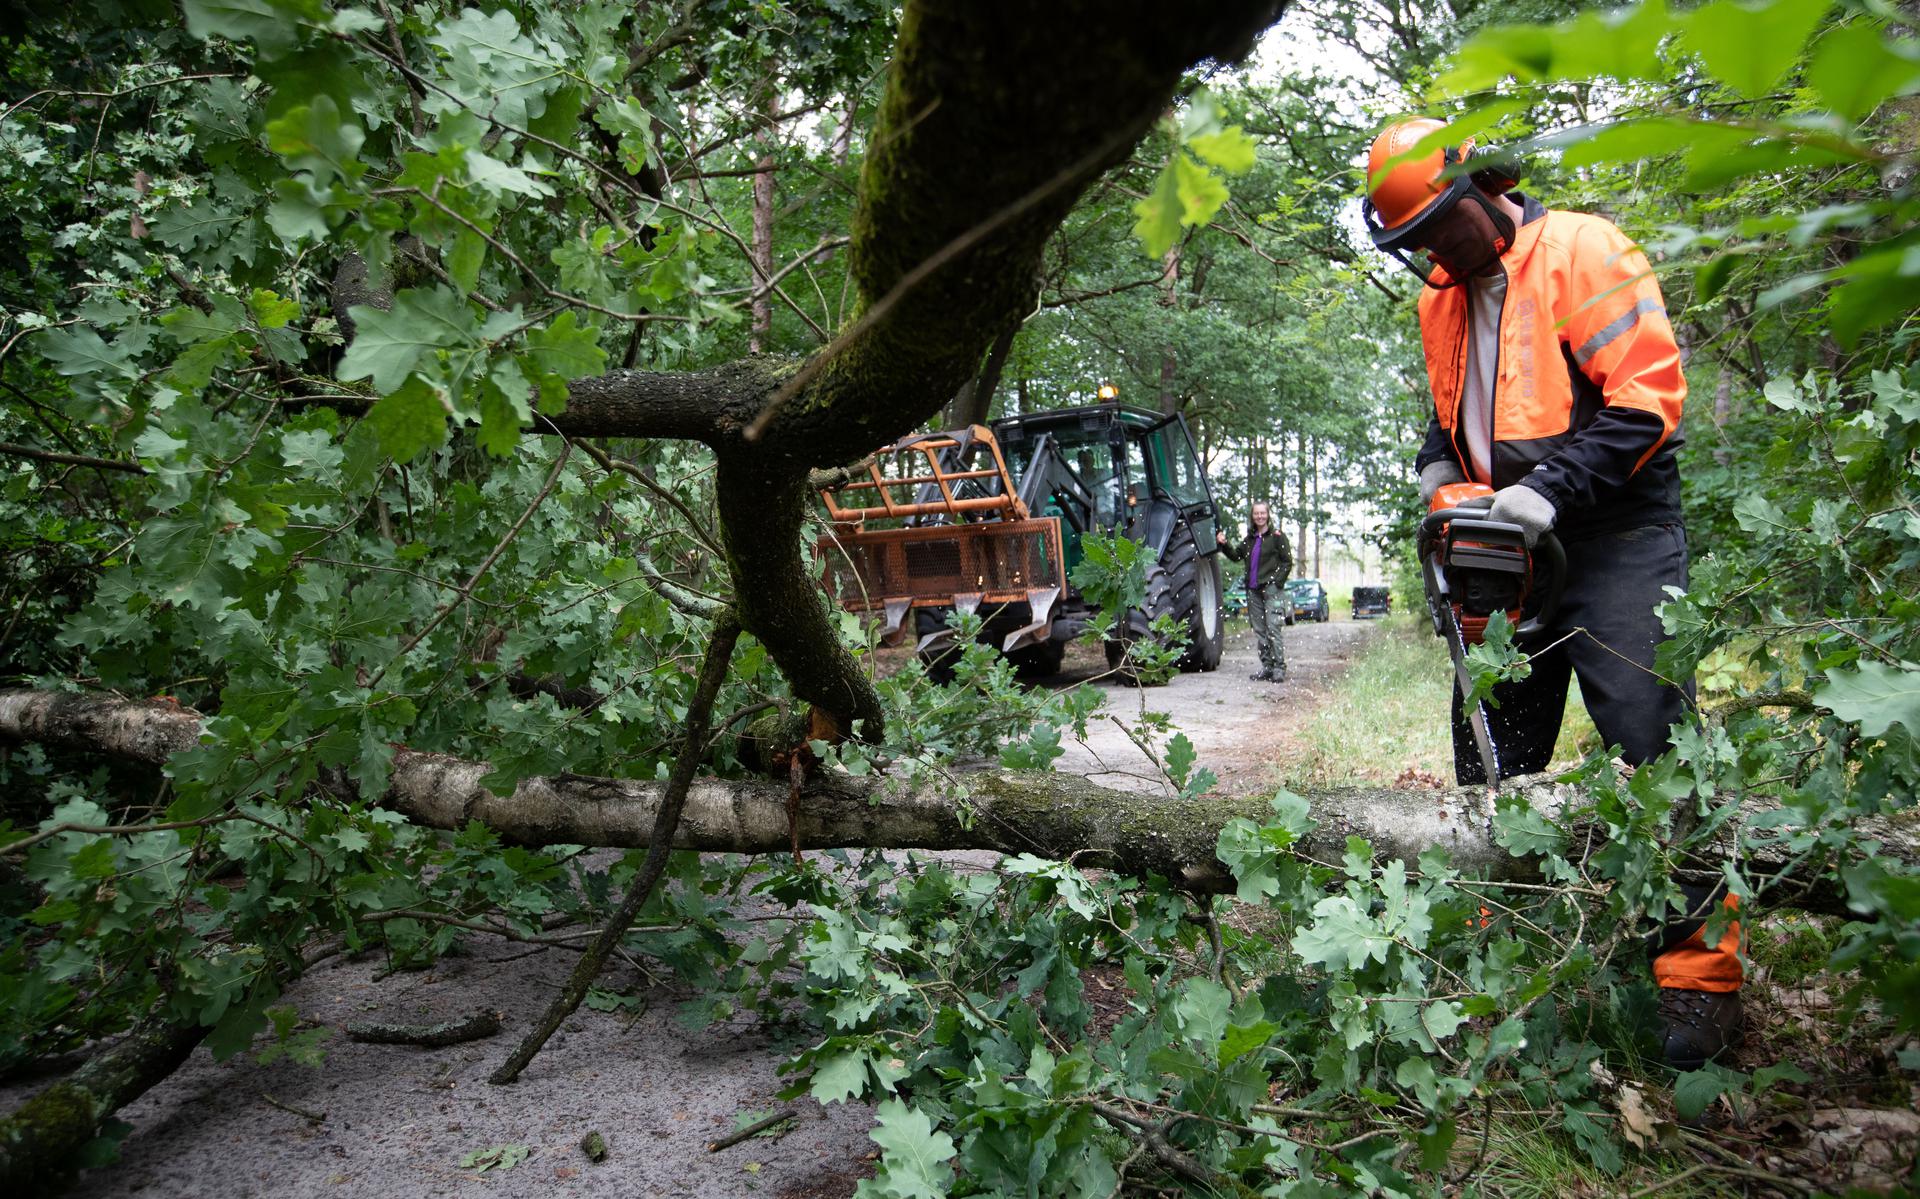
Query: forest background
2 0 1919 1196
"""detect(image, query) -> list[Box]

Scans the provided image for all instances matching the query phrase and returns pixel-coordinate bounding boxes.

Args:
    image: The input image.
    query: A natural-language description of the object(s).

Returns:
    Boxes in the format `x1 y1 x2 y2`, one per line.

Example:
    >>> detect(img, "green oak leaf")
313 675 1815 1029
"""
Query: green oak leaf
1189 125 1256 174
523 312 608 382
1172 152 1229 226
1682 0 1830 99
338 288 475 392
265 95 366 190
808 1049 869 1105
1131 161 1183 258
365 377 451 463
864 1099 955 1199
1816 660 1920 736
1291 896 1393 972
182 0 316 52
1164 732 1197 790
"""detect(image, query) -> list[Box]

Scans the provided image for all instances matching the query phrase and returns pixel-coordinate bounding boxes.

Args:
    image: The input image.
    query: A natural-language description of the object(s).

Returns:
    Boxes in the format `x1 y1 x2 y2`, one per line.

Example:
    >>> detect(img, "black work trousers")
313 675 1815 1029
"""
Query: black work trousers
1451 522 1695 784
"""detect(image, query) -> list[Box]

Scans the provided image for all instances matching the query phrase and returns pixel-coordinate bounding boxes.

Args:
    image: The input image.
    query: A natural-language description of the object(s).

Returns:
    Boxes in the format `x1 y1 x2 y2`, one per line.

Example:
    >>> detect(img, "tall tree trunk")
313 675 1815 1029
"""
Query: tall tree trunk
1310 434 1321 578
749 83 778 353
1295 431 1308 572
1157 242 1180 414
947 324 1018 428
831 92 855 165
1711 364 1733 466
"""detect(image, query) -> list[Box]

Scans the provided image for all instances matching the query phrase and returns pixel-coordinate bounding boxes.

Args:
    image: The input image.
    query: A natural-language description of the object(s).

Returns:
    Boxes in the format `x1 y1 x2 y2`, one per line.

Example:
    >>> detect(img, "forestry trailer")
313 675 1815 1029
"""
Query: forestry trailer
816 403 1227 684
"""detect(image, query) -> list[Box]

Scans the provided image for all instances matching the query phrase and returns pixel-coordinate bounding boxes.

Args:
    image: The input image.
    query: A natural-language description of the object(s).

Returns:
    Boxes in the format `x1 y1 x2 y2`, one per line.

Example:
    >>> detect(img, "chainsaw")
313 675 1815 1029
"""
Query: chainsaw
1417 482 1566 783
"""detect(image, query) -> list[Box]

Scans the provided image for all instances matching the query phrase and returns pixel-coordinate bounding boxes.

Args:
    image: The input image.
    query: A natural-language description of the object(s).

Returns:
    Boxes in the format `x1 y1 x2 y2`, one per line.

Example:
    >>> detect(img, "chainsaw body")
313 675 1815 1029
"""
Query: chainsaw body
1417 482 1565 648
1417 482 1567 783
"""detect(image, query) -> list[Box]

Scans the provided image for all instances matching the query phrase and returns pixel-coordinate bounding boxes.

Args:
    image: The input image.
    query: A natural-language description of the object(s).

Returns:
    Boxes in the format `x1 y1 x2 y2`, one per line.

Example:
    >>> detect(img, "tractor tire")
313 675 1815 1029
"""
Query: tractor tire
1103 560 1177 687
1163 523 1224 672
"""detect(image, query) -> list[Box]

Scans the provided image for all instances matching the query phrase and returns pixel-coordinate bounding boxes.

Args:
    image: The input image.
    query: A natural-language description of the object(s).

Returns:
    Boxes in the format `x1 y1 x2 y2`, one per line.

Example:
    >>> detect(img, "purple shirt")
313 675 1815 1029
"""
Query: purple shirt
1248 529 1261 587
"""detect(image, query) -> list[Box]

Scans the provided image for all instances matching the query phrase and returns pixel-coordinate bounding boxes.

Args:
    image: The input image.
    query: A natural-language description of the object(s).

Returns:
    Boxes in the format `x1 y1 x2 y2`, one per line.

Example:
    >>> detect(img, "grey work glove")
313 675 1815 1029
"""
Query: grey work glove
1488 483 1557 546
1418 460 1466 504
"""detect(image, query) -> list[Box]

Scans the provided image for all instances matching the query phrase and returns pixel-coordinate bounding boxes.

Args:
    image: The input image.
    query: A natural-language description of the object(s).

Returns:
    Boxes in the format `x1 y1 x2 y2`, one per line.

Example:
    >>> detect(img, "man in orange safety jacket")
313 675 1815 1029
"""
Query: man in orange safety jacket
1364 117 1741 1070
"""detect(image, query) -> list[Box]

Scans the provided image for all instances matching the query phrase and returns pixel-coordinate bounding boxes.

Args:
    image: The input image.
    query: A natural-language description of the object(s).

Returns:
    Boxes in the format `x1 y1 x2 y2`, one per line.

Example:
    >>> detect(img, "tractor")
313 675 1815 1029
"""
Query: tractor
815 403 1227 684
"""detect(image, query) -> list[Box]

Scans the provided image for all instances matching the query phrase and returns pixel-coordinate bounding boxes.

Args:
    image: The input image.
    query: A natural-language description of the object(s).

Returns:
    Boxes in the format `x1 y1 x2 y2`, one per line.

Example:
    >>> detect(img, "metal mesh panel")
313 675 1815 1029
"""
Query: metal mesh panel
817 519 1063 610
903 539 963 579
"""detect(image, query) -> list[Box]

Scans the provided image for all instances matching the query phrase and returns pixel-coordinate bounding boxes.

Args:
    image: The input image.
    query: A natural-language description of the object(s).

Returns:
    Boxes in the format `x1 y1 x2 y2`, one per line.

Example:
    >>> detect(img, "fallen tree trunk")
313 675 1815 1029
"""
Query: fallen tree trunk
0 686 1892 1188
0 1011 206 1191
0 690 1890 909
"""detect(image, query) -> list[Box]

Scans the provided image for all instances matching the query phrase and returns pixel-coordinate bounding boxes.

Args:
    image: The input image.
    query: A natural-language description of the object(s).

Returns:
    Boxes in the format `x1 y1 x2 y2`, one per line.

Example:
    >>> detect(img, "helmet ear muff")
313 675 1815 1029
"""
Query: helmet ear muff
1470 159 1519 197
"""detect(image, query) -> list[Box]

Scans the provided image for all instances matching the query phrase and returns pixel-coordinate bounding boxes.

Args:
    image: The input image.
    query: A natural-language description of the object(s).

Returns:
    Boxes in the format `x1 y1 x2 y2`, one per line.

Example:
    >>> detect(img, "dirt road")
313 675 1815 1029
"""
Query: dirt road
20 620 1380 1199
1048 617 1381 796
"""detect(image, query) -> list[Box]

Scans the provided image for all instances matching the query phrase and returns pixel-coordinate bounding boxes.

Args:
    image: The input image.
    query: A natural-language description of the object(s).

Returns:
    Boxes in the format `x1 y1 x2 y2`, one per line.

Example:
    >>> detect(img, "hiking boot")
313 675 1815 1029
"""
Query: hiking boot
1249 668 1272 681
1658 987 1743 1071
1271 667 1287 683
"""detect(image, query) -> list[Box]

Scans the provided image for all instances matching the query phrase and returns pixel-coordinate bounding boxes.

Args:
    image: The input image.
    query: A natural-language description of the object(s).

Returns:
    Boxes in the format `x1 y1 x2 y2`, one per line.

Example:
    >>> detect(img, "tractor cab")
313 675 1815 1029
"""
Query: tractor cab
815 403 1227 684
991 404 1220 578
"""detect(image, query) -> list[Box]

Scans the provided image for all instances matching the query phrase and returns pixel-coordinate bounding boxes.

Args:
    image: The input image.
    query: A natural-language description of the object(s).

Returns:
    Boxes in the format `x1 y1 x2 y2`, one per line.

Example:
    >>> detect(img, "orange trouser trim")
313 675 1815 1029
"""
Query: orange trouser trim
1653 893 1743 993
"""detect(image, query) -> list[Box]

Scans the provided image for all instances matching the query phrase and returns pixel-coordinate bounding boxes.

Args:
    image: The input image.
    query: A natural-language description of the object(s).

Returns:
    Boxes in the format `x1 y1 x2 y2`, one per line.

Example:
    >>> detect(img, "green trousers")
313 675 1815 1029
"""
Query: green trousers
1246 580 1288 673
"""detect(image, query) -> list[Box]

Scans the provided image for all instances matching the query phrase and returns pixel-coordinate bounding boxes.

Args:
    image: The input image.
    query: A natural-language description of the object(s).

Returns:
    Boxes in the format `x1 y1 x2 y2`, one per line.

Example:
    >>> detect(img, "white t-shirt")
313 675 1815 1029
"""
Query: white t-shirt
1461 269 1507 484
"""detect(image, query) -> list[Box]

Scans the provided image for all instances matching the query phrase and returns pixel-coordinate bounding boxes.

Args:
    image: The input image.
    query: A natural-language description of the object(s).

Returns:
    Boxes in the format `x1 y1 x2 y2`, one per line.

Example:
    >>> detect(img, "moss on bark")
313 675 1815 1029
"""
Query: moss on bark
0 1012 207 1192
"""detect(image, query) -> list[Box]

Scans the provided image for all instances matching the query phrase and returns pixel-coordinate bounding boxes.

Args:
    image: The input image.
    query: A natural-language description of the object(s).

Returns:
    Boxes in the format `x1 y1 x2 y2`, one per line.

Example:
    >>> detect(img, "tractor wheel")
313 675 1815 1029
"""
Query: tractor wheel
1103 560 1177 686
1164 523 1225 673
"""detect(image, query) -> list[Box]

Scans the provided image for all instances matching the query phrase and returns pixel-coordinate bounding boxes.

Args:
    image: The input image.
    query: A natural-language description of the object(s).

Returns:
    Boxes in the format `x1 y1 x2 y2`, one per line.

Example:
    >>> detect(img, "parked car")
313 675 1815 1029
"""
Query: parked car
1286 578 1330 623
1223 578 1248 619
1351 585 1391 619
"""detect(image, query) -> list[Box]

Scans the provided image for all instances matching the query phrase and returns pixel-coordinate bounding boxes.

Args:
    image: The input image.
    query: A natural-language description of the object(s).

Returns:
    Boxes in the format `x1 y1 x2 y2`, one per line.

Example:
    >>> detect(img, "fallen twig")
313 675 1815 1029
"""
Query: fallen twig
345 1009 503 1047
261 1092 327 1123
706 1109 798 1152
1087 1101 1214 1188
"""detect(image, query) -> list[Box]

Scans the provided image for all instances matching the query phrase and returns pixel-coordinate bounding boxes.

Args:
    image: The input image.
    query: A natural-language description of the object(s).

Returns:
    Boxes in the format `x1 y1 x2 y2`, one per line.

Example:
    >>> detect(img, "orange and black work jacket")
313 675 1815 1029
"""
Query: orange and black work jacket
1412 194 1687 542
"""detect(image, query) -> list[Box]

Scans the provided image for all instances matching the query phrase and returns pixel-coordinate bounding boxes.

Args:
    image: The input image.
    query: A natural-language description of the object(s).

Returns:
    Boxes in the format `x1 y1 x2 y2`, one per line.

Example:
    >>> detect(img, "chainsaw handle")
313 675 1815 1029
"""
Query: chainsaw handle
1414 499 1494 583
1511 530 1564 643
1416 503 1486 639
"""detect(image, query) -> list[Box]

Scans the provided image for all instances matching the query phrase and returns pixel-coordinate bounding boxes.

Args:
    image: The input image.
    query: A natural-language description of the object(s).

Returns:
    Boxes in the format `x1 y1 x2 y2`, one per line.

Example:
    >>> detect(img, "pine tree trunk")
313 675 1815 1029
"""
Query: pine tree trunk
1157 243 1180 414
1311 434 1322 578
749 84 778 353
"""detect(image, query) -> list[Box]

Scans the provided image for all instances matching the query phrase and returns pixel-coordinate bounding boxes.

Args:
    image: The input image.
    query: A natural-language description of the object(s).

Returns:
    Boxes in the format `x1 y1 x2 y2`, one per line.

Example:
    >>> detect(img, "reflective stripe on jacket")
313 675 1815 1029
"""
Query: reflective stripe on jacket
1413 195 1686 541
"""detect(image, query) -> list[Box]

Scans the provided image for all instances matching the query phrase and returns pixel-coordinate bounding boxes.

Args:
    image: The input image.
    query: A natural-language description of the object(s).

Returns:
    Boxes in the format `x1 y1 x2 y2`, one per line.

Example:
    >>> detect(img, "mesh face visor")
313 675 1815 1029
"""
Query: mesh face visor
1363 168 1476 286
1364 165 1519 290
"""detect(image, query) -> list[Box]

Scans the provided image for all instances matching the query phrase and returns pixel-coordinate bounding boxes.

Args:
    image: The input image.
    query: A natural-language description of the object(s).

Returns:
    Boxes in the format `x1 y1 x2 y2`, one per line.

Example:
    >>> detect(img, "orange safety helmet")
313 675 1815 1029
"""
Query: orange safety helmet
1363 118 1519 285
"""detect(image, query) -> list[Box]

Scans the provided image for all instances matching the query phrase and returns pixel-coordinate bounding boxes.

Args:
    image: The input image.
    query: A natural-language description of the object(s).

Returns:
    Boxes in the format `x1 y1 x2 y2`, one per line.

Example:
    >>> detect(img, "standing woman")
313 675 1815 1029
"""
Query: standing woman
1218 501 1293 683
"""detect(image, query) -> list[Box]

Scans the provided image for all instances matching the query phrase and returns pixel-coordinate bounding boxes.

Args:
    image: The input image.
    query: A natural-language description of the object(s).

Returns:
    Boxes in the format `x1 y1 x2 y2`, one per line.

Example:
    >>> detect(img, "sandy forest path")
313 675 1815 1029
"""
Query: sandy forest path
23 619 1381 1199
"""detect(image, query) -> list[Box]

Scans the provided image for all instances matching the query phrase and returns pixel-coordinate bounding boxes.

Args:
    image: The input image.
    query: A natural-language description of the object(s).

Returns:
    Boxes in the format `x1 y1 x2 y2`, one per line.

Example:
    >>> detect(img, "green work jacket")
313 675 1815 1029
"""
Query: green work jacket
1222 526 1292 589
